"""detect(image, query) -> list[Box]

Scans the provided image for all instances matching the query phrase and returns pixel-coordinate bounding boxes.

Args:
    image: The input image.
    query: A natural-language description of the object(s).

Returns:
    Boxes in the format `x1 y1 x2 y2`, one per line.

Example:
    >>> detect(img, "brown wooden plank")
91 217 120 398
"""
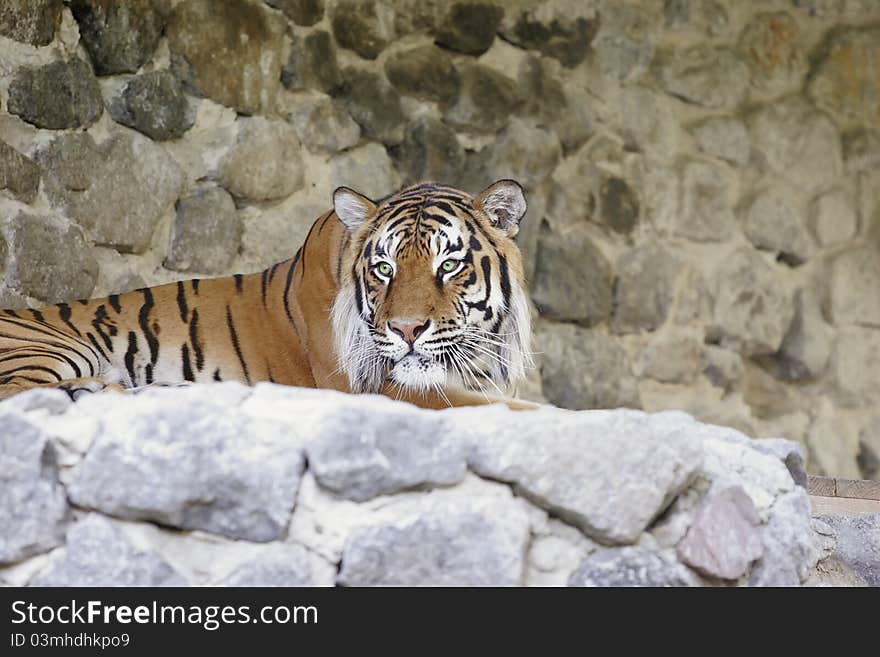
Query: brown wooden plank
834 478 880 501
807 475 837 497
809 495 880 515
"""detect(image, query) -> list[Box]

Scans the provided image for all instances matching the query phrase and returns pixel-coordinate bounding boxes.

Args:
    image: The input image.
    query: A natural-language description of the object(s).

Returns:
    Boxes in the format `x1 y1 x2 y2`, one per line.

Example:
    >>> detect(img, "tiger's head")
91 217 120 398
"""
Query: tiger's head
331 180 532 397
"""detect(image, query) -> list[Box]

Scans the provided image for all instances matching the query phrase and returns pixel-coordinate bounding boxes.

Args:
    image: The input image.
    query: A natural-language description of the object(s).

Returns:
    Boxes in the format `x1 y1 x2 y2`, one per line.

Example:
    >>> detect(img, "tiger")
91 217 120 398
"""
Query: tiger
0 180 535 410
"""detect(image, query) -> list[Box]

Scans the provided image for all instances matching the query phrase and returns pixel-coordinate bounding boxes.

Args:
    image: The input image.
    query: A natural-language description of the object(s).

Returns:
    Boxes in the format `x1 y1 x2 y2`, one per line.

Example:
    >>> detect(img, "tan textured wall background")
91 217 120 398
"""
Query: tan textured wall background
0 0 879 479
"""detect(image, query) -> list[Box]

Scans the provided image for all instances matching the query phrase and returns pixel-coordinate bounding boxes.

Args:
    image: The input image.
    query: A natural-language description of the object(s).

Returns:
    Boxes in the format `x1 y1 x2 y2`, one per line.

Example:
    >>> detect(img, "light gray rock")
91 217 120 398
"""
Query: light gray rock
816 514 880 587
214 544 333 587
710 248 795 356
0 414 69 565
30 515 185 587
654 46 749 110
749 438 808 489
676 486 763 580
531 224 613 325
749 97 842 192
808 26 880 130
220 117 305 202
2 210 98 304
689 117 750 166
675 159 735 242
284 94 360 154
538 322 640 411
749 489 817 586
568 546 701 587
305 405 467 502
810 189 857 246
67 388 306 542
337 502 530 586
612 243 680 334
164 185 241 274
458 405 702 544
38 131 183 255
829 246 880 326
742 190 812 265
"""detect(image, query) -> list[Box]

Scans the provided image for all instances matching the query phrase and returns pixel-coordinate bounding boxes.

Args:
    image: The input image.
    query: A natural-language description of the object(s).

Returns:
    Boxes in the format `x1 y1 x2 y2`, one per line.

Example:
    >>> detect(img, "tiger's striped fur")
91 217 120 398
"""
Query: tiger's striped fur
0 180 534 409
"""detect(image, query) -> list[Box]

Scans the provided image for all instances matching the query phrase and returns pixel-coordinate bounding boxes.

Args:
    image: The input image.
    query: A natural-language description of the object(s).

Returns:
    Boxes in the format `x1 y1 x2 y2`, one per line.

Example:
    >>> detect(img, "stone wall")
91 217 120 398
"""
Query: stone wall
0 383 855 587
1 1 879 480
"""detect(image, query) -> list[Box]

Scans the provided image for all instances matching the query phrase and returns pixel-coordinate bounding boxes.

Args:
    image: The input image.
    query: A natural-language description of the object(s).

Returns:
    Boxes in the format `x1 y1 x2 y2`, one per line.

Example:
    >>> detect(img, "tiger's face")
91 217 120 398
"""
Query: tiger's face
331 180 532 396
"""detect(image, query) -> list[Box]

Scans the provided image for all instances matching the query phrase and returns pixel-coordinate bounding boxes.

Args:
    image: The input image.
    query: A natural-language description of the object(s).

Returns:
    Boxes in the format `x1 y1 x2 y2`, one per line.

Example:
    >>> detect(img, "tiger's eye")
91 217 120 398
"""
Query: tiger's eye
441 259 459 273
375 261 393 276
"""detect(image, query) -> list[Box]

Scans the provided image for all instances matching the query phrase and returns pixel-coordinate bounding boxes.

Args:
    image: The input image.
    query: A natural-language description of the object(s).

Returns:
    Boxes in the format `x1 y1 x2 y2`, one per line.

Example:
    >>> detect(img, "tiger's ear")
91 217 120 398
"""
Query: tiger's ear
477 179 527 238
333 186 376 232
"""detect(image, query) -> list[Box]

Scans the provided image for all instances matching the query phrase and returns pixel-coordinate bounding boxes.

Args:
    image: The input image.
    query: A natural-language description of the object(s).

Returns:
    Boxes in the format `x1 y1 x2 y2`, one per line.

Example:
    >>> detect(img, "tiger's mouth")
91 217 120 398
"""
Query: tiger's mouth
387 353 447 389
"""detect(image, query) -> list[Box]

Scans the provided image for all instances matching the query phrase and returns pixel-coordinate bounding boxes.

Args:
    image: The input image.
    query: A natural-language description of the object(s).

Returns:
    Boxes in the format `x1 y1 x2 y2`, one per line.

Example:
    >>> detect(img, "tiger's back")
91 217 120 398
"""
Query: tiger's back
0 210 348 398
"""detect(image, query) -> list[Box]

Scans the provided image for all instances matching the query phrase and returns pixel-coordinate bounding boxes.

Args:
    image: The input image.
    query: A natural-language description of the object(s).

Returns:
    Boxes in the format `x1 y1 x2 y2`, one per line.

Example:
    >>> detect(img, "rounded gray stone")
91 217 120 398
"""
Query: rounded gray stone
265 0 324 26
7 58 103 130
340 68 406 145
0 0 61 46
612 244 679 335
434 2 503 56
538 322 640 411
2 210 98 304
654 46 749 110
569 547 700 587
109 70 195 141
531 224 613 326
0 414 69 565
384 44 461 106
29 515 185 587
443 64 522 133
282 30 343 94
331 0 392 60
69 0 164 75
0 141 40 204
391 117 464 187
165 186 241 274
38 131 183 255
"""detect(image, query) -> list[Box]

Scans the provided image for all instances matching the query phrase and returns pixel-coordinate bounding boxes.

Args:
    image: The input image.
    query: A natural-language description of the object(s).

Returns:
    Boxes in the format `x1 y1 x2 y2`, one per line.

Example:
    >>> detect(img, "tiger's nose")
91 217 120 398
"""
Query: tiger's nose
388 319 430 346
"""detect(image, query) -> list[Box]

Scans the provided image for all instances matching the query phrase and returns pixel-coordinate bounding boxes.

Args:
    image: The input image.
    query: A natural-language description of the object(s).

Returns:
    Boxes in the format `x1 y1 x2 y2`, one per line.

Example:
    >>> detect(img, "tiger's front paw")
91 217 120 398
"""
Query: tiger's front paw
56 378 126 402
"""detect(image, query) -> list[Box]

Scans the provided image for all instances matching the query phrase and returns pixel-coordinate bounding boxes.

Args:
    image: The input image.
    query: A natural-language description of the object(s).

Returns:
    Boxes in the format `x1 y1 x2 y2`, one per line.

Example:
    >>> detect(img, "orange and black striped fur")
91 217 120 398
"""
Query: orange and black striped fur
0 180 534 410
